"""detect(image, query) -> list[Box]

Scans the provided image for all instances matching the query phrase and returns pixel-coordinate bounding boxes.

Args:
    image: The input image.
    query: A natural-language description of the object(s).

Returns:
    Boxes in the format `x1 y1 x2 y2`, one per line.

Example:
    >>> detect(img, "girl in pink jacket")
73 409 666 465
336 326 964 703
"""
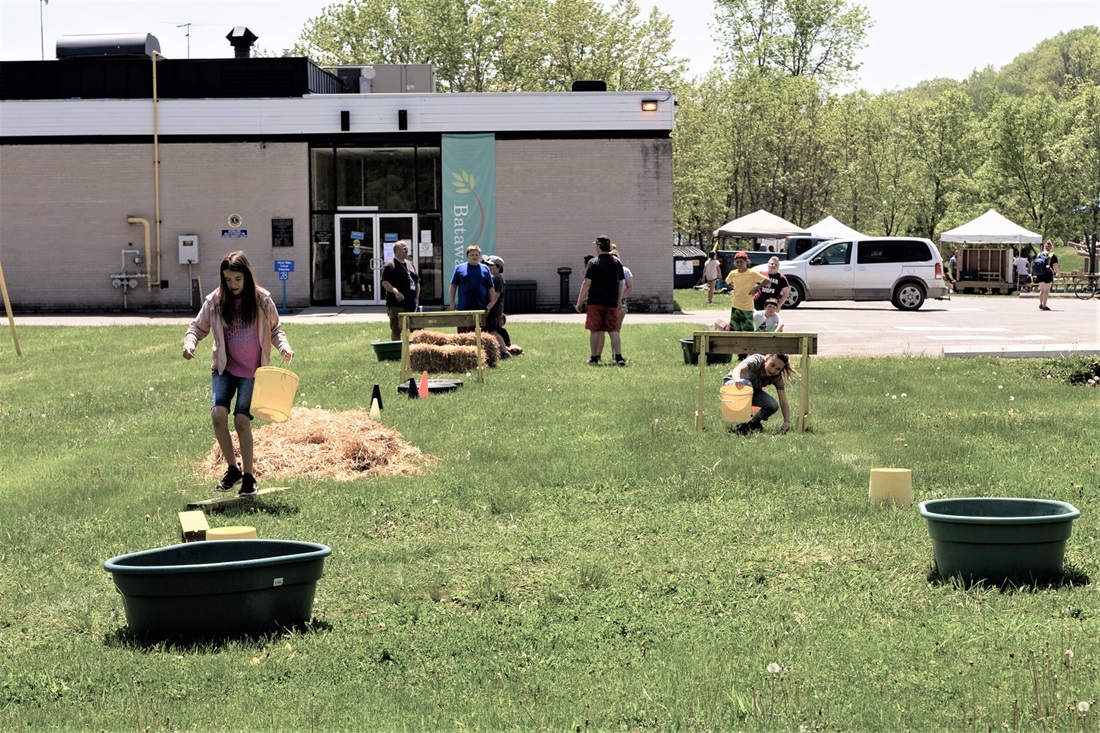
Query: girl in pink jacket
183 251 293 495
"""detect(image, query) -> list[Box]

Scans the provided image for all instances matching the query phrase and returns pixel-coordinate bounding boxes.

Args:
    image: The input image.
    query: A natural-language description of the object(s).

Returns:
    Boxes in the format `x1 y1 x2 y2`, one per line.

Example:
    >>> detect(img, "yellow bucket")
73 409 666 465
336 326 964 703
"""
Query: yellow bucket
719 384 752 423
251 366 299 423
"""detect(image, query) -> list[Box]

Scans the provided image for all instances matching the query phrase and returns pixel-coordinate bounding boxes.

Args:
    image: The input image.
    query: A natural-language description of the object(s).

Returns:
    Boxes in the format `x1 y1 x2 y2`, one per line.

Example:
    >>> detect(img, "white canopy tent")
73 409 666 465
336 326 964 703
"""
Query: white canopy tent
713 209 809 239
807 215 864 240
940 209 1041 245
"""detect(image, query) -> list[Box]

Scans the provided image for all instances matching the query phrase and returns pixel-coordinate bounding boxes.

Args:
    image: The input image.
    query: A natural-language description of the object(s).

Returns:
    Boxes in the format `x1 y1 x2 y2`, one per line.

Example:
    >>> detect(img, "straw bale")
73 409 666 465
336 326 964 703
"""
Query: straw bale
409 329 499 367
201 407 430 482
409 343 480 373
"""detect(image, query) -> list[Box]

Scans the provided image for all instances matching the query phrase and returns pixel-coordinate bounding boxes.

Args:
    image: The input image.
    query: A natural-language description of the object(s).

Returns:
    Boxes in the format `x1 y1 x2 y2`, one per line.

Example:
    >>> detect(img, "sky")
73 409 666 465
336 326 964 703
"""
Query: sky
1 0 1098 93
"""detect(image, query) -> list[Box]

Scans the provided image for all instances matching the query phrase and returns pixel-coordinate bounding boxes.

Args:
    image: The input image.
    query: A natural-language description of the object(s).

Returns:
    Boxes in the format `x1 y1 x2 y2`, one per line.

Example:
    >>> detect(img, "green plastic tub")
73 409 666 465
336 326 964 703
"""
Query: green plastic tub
679 338 733 365
918 498 1079 585
104 539 331 638
372 341 402 361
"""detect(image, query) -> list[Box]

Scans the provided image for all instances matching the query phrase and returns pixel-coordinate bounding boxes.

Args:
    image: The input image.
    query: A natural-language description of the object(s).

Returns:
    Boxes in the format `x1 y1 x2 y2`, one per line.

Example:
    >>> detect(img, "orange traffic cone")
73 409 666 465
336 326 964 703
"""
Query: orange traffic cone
419 370 429 398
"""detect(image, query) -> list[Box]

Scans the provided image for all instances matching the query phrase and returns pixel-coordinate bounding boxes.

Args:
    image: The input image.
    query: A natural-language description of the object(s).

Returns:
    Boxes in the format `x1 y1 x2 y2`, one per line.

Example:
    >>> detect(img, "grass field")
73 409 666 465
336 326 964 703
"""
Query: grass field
1 319 1097 732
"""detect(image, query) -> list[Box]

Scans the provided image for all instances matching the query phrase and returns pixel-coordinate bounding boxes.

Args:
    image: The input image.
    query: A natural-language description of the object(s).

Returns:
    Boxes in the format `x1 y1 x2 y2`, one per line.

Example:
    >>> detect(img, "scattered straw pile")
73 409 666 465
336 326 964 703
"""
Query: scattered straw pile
408 329 500 372
201 408 430 482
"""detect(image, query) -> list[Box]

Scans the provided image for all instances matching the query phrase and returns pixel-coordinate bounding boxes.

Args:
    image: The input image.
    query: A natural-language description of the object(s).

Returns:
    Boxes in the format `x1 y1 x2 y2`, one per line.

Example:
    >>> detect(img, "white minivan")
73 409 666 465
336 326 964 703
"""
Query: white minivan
757 237 949 311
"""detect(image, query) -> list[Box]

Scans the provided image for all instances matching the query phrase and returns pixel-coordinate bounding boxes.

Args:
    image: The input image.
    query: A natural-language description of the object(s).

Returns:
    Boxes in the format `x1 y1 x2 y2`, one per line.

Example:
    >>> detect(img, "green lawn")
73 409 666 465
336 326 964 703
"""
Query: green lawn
1 321 1097 731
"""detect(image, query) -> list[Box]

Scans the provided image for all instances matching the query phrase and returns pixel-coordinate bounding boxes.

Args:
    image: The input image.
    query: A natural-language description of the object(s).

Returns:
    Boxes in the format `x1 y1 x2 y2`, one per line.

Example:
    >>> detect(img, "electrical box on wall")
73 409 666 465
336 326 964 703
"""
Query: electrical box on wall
178 234 198 264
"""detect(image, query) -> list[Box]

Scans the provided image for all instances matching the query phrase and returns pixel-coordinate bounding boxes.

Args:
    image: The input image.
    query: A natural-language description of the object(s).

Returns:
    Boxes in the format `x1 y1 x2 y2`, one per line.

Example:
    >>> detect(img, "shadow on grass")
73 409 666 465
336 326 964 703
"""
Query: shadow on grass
102 618 333 652
199 500 300 518
925 562 1091 593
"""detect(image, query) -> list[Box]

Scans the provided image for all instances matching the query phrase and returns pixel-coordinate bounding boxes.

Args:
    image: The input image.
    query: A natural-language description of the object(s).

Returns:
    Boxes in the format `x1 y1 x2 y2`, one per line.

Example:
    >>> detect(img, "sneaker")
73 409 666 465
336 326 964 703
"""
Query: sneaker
238 473 258 496
748 421 764 432
216 464 243 492
614 355 627 367
586 356 600 366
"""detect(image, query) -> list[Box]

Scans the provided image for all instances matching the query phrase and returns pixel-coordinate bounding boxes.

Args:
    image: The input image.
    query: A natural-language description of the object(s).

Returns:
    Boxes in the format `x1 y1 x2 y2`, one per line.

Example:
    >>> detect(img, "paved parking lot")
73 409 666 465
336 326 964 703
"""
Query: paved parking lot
10 293 1099 358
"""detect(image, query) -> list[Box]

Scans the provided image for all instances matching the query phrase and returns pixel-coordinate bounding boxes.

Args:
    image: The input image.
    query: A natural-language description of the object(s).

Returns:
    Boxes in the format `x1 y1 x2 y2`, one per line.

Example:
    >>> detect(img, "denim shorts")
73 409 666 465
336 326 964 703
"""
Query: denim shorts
211 371 255 418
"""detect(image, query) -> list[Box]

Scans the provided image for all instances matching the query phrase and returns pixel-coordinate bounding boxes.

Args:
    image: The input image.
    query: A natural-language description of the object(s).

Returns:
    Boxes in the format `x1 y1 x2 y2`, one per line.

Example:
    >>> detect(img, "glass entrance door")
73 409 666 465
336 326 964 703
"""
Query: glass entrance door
335 214 417 305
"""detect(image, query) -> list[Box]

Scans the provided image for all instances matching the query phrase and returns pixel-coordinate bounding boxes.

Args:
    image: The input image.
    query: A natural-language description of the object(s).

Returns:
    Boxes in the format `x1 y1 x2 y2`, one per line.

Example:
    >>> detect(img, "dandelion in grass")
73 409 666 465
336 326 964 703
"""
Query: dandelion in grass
250 657 261 665
998 385 1003 389
432 498 439 505
891 395 897 400
1078 701 1090 713
766 662 782 674
1010 396 1015 401
900 393 907 398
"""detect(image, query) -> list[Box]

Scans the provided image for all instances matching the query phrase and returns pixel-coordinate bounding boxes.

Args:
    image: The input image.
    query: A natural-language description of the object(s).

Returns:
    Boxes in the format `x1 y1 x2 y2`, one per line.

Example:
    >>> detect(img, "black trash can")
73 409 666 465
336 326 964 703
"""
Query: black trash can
509 280 537 313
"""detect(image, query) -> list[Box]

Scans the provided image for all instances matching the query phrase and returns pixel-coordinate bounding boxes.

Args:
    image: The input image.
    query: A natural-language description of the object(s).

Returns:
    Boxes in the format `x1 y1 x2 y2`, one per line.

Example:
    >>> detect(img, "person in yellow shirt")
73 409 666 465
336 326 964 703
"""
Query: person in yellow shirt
723 251 767 331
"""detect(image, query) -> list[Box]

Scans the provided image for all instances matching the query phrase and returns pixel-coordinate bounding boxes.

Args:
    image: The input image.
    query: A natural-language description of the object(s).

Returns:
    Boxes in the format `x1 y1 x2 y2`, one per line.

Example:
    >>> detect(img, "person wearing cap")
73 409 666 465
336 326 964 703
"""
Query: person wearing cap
754 256 790 313
753 299 784 332
723 251 767 332
575 236 626 366
482 255 510 359
380 240 420 341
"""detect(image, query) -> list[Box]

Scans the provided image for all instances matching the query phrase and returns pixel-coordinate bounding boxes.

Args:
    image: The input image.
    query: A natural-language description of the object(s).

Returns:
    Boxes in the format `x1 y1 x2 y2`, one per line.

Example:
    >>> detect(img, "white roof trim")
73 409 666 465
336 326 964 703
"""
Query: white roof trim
0 91 675 138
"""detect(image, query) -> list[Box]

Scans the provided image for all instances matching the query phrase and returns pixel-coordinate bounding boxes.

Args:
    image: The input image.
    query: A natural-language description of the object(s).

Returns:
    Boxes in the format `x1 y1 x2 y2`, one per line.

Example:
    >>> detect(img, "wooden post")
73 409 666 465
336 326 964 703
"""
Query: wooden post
0 259 21 356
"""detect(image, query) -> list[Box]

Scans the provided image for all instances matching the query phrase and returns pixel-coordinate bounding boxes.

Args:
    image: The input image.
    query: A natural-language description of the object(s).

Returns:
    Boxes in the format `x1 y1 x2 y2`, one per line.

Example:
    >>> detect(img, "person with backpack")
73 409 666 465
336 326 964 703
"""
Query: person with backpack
1033 240 1059 310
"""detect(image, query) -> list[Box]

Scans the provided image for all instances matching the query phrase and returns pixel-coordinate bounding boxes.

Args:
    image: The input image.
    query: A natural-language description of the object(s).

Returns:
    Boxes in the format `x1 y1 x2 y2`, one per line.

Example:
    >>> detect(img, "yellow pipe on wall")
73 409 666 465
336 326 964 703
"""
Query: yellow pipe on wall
151 51 163 290
127 217 152 289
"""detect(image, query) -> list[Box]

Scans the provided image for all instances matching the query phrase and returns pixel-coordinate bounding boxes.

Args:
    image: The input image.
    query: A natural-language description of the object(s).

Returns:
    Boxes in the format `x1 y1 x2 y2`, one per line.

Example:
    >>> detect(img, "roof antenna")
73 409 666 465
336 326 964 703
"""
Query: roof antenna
177 23 191 59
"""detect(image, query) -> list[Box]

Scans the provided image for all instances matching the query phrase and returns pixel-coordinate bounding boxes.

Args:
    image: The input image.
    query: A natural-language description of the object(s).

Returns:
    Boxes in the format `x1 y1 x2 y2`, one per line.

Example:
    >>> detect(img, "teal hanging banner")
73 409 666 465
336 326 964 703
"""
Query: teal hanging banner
442 133 496 303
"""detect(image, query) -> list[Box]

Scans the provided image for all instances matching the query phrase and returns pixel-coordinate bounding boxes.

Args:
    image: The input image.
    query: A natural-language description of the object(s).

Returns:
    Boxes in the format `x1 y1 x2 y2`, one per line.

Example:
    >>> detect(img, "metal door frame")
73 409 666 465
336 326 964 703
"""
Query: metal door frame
335 211 418 306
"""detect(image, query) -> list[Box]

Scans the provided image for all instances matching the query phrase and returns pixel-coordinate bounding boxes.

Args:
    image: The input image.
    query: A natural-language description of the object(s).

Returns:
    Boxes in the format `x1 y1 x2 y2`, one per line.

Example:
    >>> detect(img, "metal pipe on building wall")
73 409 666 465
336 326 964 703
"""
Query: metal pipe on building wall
151 51 163 291
127 217 152 288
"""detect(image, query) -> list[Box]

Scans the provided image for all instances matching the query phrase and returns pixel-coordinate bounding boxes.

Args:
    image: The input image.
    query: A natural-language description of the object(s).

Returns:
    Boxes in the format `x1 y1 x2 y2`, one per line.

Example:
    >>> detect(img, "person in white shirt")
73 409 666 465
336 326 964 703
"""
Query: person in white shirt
701 251 721 303
752 299 784 332
1014 254 1029 291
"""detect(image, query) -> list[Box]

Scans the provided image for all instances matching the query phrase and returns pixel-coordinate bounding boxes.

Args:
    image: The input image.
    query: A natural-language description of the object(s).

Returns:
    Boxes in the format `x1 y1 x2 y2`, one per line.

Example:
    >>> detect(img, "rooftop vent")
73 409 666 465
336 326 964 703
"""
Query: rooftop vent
56 33 161 59
571 80 607 92
226 27 258 59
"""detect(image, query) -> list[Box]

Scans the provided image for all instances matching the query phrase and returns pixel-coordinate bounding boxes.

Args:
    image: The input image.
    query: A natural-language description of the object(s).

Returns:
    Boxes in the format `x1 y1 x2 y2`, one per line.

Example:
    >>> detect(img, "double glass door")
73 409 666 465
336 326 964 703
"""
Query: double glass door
335 213 417 305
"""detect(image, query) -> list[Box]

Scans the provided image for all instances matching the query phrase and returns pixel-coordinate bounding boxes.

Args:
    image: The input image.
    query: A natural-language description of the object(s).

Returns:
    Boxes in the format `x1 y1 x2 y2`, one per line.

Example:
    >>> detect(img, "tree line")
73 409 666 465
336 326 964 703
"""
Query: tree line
291 0 1099 263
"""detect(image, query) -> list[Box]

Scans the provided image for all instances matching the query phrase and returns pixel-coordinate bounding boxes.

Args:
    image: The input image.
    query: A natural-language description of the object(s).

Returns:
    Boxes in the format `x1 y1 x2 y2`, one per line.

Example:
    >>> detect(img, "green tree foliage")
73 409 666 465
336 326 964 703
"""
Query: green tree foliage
712 0 871 85
293 0 685 91
676 26 1098 247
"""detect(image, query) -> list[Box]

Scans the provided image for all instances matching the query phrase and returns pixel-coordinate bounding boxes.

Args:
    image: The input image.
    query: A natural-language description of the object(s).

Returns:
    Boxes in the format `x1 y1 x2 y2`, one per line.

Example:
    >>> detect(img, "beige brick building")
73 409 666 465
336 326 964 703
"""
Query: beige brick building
0 45 674 313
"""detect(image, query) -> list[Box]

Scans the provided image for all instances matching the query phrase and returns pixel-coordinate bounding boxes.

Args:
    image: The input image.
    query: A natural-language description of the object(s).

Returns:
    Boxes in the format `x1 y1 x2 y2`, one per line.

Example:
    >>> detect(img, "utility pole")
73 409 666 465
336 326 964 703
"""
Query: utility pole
177 23 192 59
40 0 48 60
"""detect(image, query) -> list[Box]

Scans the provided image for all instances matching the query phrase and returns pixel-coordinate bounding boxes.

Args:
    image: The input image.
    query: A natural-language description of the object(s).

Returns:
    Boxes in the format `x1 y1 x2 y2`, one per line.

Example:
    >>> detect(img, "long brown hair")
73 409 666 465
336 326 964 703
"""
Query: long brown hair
769 353 799 380
218 251 261 325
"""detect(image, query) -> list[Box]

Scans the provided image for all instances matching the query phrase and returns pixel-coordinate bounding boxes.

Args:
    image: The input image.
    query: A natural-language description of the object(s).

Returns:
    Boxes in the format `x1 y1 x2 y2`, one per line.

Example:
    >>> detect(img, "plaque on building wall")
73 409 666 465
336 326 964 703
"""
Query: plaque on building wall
272 218 294 247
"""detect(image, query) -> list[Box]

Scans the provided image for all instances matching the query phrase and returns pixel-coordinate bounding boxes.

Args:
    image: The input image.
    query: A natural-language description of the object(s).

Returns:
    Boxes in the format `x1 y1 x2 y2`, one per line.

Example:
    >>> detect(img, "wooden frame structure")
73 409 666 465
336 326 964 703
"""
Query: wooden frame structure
693 331 818 432
399 310 485 383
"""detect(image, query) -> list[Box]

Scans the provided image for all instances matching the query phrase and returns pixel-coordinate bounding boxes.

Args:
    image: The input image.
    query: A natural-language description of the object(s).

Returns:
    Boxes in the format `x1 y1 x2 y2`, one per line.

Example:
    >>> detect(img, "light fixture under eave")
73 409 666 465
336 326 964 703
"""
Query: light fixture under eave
640 99 659 112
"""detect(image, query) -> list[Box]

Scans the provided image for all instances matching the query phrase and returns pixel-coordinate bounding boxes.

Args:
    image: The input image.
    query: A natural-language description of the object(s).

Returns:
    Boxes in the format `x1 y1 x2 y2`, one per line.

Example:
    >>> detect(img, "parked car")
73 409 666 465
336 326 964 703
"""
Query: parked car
756 237 949 310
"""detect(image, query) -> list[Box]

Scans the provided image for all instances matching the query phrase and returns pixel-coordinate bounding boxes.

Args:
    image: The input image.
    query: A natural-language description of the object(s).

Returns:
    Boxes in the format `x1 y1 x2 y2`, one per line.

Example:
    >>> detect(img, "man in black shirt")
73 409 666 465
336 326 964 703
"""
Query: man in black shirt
575 236 626 366
380 240 420 341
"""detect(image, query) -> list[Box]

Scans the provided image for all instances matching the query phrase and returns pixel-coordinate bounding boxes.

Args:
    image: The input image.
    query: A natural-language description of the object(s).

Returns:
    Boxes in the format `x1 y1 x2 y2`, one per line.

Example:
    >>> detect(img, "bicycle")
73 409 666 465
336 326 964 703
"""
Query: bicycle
1073 274 1100 300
